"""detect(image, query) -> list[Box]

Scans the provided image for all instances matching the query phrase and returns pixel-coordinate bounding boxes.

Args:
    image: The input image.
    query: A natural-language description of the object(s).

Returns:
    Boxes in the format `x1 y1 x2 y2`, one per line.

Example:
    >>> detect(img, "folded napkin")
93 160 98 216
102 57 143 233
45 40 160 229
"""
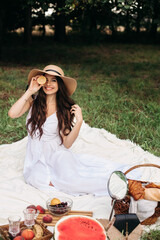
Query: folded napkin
129 197 158 222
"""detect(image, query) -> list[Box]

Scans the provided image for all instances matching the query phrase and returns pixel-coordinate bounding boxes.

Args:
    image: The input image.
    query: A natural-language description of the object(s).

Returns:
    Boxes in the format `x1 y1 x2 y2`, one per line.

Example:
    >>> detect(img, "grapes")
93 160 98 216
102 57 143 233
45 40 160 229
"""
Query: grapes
49 202 69 215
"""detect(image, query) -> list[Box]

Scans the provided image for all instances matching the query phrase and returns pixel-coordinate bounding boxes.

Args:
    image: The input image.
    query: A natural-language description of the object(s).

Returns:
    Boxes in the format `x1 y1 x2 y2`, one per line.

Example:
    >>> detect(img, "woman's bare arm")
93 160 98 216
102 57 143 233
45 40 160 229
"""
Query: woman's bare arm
8 76 43 119
62 105 83 148
8 90 33 118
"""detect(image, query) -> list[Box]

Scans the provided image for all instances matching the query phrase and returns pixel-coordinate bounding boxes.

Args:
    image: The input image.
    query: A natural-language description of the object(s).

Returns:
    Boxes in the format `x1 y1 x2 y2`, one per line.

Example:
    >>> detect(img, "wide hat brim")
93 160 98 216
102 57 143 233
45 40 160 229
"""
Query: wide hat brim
28 69 77 96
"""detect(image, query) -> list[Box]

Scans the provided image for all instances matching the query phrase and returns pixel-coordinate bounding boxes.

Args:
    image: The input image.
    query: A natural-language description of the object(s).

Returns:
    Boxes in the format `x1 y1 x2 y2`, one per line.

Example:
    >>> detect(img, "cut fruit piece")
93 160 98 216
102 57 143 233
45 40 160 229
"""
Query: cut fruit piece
27 205 37 213
50 198 61 205
37 76 46 84
54 215 106 240
36 205 45 214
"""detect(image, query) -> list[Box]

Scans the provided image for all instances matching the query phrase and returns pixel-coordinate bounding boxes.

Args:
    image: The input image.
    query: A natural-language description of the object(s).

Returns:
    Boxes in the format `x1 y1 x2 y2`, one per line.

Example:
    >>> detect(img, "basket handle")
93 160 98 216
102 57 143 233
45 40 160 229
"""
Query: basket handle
124 163 160 176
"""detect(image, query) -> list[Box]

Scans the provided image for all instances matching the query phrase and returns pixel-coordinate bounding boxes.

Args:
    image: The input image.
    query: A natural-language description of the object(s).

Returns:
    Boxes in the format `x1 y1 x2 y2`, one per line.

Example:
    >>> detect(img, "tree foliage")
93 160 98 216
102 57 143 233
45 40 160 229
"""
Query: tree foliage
1 0 160 43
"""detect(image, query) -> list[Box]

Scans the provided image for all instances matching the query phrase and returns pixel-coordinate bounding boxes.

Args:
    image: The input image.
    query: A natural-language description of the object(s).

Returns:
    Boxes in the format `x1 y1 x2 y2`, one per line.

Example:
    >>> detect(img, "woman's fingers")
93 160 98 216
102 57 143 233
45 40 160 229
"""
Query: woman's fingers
70 105 79 114
29 75 43 93
71 104 79 110
70 104 82 117
70 105 83 122
31 75 41 84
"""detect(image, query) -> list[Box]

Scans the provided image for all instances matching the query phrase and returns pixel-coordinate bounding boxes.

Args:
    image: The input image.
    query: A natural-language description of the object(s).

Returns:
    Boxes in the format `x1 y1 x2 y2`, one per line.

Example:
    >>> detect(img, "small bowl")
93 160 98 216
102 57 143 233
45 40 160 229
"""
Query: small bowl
46 197 73 216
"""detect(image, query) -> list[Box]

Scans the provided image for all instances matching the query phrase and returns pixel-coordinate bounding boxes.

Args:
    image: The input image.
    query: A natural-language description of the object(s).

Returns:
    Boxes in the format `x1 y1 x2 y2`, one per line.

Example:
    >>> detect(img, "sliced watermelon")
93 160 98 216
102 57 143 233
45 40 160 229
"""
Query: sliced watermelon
55 215 106 240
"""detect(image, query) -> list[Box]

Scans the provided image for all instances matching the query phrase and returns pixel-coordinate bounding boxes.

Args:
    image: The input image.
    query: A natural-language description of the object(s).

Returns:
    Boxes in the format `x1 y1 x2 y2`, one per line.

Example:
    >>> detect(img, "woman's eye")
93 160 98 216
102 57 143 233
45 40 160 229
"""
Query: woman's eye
52 79 56 82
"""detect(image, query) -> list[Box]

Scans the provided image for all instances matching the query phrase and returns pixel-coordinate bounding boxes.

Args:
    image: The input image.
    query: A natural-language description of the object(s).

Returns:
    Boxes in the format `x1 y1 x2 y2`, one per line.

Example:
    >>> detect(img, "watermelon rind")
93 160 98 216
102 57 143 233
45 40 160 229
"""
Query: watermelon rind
54 215 106 240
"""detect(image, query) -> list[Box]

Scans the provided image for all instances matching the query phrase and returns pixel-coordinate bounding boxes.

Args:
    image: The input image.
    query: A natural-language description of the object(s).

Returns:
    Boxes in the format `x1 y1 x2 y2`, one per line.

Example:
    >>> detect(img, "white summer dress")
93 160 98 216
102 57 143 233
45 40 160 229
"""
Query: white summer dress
23 111 139 196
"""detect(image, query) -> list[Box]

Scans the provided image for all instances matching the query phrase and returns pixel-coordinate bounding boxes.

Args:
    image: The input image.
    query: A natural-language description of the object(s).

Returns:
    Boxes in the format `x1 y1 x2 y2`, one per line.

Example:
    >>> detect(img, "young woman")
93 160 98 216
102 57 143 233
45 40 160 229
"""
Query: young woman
8 65 129 196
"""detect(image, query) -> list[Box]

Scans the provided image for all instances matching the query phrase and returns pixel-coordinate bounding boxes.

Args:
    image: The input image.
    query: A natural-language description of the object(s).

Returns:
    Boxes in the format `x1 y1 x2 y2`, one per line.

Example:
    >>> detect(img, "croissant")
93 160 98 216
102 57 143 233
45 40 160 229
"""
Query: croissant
128 179 145 200
145 182 160 189
144 188 160 201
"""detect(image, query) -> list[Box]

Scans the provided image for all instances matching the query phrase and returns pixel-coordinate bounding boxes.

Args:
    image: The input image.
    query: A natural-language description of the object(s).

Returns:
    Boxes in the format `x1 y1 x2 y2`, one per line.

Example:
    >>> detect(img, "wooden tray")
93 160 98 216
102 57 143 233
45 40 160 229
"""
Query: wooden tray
0 220 53 240
36 209 93 226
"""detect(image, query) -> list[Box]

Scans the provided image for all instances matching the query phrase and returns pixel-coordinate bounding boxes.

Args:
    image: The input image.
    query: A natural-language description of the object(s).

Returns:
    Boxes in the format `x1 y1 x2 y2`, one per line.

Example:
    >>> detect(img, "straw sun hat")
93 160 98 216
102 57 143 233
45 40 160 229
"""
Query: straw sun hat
28 65 77 96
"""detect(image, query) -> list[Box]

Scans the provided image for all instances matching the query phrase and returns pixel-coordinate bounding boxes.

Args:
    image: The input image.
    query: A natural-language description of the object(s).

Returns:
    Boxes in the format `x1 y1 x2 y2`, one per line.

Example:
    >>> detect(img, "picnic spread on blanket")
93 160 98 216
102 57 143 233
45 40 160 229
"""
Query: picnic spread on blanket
0 121 160 239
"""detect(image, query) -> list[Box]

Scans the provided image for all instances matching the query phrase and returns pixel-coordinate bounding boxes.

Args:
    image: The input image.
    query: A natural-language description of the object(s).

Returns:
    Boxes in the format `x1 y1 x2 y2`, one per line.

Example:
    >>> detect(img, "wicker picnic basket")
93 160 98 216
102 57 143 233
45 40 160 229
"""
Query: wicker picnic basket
114 163 160 225
0 220 53 240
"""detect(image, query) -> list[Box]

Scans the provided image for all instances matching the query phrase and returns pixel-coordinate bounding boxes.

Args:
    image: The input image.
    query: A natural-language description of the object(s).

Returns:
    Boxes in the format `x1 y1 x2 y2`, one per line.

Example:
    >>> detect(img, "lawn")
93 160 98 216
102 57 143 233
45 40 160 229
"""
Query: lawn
0 39 160 156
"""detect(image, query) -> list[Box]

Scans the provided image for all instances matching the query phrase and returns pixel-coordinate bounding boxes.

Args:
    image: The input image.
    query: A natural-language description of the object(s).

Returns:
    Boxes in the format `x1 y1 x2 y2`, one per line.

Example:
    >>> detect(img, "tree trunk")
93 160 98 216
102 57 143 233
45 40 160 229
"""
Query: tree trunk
150 0 159 38
41 12 46 38
0 10 3 60
89 7 97 33
136 0 141 34
54 0 66 42
111 23 116 37
125 10 130 34
42 24 46 38
0 7 5 60
24 5 32 44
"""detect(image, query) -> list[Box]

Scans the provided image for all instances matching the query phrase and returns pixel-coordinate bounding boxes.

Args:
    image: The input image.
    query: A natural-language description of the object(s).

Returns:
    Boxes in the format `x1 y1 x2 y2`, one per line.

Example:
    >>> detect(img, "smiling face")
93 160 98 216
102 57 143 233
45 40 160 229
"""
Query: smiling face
42 74 58 95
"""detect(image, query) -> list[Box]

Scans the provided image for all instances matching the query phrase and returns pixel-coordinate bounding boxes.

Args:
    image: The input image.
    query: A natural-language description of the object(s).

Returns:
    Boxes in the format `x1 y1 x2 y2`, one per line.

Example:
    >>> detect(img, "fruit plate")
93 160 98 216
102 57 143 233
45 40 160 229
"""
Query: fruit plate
36 209 93 226
0 220 53 240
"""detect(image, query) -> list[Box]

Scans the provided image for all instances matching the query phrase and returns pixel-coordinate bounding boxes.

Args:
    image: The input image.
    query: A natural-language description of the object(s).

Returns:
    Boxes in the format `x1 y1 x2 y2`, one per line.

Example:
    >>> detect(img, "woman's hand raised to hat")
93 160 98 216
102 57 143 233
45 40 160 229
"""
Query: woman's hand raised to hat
70 105 83 123
28 75 43 94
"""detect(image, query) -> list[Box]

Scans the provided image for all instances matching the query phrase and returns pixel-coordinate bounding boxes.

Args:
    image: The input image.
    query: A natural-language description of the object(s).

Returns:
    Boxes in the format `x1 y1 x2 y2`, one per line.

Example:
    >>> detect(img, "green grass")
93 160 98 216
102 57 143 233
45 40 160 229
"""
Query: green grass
140 228 160 240
0 39 160 156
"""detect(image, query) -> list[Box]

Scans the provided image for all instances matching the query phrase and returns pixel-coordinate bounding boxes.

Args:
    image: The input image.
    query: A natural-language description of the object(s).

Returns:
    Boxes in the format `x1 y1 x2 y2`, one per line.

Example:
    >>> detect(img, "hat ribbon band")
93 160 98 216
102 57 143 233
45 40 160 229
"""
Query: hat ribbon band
45 69 62 76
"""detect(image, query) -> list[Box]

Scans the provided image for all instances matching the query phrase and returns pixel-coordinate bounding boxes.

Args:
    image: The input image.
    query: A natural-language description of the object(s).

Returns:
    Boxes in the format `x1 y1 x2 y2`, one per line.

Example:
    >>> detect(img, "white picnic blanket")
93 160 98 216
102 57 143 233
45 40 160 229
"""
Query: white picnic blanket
0 122 160 226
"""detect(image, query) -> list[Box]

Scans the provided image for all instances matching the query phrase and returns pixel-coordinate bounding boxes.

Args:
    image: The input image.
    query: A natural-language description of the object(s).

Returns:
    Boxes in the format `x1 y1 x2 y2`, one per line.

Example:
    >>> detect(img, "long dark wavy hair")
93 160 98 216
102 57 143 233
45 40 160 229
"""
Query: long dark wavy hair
26 76 75 143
